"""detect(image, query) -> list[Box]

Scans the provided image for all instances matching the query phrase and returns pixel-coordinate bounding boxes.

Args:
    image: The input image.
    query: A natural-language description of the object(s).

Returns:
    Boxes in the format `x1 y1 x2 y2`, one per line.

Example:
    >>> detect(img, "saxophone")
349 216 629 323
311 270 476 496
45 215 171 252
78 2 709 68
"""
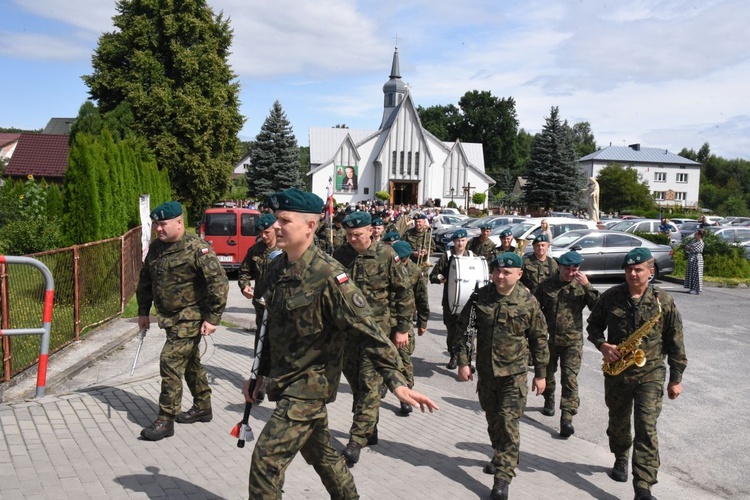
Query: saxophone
602 296 662 376
515 237 529 256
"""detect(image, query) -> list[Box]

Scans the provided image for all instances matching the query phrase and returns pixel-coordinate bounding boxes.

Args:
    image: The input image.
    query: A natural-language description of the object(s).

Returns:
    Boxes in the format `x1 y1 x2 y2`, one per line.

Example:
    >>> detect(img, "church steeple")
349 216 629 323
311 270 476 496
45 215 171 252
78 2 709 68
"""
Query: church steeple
380 46 407 129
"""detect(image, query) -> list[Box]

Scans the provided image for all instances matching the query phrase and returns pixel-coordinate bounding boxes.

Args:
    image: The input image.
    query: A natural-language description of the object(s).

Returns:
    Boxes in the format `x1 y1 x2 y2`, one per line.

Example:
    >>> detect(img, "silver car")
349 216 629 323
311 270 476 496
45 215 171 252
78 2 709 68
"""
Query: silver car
549 229 675 281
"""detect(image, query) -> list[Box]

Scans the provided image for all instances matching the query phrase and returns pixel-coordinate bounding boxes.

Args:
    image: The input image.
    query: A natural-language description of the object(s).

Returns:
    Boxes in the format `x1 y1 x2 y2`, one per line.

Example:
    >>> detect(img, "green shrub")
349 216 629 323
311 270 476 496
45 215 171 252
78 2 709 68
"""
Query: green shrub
633 232 670 245
674 232 750 279
447 200 458 209
375 191 391 201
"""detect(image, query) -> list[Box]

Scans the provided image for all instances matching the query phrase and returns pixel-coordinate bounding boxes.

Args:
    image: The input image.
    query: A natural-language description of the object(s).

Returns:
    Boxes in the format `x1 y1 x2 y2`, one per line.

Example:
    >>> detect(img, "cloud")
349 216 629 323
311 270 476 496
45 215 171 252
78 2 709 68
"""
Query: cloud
0 32 90 61
14 0 114 35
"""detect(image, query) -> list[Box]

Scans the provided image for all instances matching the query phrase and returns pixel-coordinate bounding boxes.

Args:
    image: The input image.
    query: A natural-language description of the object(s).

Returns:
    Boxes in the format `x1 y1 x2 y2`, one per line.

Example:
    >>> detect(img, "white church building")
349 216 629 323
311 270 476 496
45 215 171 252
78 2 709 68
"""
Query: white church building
308 48 494 207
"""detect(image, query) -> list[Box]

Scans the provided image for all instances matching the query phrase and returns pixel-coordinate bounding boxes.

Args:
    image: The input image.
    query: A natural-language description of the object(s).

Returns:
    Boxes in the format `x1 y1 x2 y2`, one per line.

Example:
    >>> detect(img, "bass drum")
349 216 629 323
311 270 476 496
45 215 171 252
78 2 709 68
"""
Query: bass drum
447 256 490 315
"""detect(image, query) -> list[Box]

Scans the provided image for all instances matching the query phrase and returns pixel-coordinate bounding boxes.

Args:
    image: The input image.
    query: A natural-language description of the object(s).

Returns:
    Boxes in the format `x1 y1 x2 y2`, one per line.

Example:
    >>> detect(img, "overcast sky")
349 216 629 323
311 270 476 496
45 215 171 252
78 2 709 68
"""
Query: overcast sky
2 0 748 160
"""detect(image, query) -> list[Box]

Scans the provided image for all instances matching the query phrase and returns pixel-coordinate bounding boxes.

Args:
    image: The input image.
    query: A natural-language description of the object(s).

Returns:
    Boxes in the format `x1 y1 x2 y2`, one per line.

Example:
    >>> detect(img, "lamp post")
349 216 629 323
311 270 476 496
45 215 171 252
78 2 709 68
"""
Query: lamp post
450 187 455 205
462 183 474 211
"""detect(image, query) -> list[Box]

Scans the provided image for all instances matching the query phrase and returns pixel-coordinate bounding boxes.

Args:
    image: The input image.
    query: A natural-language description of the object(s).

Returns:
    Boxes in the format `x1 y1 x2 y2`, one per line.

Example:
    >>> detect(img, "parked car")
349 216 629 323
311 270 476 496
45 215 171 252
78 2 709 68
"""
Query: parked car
550 211 576 218
198 207 261 272
679 221 705 240
609 218 681 246
718 216 750 226
431 213 469 231
461 215 529 241
439 207 461 215
490 217 599 247
706 226 750 245
433 217 481 251
549 229 675 281
668 218 696 226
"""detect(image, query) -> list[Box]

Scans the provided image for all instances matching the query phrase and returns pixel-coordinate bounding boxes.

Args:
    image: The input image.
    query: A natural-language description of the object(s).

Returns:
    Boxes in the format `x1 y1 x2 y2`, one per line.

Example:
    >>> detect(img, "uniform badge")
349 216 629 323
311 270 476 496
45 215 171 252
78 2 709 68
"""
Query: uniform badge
270 195 279 209
335 273 349 285
201 247 210 255
352 293 366 308
394 255 400 262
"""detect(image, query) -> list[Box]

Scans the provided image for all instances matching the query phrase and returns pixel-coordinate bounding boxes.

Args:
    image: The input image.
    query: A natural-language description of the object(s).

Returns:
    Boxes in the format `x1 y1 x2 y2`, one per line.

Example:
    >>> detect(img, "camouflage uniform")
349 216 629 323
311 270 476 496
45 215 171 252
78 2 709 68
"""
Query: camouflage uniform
238 239 278 336
534 273 598 422
136 232 228 420
398 259 429 388
250 244 408 499
401 227 432 263
384 221 399 235
587 284 687 491
455 283 548 484
317 225 347 253
520 255 559 295
428 249 473 359
467 236 496 260
333 240 414 446
490 244 516 262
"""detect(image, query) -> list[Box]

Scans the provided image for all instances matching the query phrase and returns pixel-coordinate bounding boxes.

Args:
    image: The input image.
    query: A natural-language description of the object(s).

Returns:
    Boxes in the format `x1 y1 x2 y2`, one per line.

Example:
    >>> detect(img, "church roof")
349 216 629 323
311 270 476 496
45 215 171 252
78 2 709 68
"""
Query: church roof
309 127 377 165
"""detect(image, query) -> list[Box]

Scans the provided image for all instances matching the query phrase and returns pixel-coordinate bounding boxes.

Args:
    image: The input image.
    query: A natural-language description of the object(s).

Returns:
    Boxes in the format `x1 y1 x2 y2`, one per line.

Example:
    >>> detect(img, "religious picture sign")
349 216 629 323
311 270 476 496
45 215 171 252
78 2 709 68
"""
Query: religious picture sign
336 165 358 193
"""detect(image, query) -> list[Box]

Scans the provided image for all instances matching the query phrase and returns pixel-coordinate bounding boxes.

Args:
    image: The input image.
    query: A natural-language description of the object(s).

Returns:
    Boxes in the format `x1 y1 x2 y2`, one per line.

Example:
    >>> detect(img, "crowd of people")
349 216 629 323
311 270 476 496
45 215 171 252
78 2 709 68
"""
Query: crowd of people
136 195 688 500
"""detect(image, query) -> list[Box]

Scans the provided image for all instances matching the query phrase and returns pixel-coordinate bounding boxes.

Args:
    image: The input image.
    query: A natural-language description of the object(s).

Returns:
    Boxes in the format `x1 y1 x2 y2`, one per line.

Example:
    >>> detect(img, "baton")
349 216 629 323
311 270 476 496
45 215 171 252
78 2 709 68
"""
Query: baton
130 328 148 376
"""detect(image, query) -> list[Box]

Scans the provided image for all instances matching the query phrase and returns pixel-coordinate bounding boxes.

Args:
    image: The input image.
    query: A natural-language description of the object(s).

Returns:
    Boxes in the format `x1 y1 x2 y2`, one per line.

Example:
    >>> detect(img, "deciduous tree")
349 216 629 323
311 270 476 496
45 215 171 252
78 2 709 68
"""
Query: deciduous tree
596 163 655 214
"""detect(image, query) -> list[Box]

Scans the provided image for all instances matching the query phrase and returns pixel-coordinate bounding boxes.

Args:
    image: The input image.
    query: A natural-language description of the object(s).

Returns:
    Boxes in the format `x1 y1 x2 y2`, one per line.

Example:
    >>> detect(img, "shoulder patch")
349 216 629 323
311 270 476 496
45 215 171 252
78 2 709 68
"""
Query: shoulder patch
394 255 400 262
352 293 366 308
335 273 350 285
201 247 210 255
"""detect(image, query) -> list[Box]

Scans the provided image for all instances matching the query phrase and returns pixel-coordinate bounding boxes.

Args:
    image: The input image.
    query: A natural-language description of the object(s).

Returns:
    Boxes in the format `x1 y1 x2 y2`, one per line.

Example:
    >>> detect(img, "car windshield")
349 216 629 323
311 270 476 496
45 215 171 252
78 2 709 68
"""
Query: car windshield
553 231 587 247
610 220 639 231
464 217 492 228
511 223 534 238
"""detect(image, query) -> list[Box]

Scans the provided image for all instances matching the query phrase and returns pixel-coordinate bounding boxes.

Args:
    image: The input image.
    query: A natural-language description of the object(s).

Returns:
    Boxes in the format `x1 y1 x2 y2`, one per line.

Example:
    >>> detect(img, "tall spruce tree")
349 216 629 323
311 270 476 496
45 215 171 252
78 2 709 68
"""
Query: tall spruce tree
82 0 244 219
247 101 300 199
523 107 584 211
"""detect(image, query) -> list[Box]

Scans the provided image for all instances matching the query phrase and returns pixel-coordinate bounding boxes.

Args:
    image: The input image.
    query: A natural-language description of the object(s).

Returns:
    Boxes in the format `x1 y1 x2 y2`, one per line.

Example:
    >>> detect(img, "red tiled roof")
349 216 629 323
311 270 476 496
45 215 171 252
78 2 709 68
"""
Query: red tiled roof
5 134 70 180
0 133 22 148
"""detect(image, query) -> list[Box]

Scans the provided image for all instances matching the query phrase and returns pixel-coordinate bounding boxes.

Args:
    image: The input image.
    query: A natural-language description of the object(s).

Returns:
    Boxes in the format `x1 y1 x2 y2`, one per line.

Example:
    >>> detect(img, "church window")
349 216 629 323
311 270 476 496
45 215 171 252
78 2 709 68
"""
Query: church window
392 151 397 175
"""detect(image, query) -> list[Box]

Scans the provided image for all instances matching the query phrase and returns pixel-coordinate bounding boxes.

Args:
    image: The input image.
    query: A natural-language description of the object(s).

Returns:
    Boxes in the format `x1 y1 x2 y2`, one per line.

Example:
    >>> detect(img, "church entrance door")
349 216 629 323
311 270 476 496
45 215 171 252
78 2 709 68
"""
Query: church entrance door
390 181 418 206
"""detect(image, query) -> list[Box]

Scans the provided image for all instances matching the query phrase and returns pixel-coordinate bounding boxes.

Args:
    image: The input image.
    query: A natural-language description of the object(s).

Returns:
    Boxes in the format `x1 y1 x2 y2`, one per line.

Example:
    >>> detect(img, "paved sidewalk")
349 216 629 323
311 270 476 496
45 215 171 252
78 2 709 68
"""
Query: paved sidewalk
0 320 719 500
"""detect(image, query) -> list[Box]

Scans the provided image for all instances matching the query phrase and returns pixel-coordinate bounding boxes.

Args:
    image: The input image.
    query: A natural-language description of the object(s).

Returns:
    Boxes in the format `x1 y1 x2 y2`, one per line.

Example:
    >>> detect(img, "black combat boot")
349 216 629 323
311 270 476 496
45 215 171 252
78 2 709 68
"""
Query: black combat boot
490 478 509 500
560 419 575 438
366 426 378 446
446 356 457 370
140 419 174 441
634 487 656 500
342 442 362 464
483 461 497 475
176 405 213 424
542 399 555 416
399 402 413 415
611 456 629 482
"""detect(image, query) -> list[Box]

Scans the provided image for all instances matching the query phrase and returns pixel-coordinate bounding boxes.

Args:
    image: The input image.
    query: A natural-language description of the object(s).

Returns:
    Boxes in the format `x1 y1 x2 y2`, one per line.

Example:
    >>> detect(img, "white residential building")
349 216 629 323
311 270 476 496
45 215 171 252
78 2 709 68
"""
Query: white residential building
578 144 701 208
308 48 494 207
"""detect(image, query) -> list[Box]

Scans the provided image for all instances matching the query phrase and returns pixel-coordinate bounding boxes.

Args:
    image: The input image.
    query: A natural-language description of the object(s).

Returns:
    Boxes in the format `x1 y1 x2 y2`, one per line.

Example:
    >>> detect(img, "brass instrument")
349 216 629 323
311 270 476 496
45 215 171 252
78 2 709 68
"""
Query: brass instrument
515 237 529 256
418 228 433 268
602 297 662 376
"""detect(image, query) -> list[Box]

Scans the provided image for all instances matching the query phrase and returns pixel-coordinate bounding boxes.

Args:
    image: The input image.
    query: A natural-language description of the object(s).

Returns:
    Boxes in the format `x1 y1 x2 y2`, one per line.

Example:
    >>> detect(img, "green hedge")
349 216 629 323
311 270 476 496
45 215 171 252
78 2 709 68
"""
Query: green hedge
673 232 750 278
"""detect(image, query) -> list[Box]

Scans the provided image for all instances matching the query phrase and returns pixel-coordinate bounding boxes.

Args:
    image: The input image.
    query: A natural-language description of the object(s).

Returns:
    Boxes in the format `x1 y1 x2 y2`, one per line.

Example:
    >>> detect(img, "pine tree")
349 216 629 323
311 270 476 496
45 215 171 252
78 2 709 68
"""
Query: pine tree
247 101 300 200
523 107 584 211
83 0 244 219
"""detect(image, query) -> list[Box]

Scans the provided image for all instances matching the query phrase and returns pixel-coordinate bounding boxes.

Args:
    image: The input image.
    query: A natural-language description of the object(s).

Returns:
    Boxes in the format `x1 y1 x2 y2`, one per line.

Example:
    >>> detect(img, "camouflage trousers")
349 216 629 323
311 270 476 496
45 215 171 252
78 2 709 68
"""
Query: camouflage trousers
477 371 529 483
249 397 358 499
252 300 266 351
604 374 664 490
396 330 416 388
443 308 460 357
158 323 211 419
342 347 382 447
543 343 583 421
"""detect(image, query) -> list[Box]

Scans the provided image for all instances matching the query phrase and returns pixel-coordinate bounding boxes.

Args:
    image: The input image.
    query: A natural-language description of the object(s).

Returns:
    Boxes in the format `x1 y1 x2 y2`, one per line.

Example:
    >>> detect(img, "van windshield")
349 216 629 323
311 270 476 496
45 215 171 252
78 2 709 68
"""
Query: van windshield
205 213 237 236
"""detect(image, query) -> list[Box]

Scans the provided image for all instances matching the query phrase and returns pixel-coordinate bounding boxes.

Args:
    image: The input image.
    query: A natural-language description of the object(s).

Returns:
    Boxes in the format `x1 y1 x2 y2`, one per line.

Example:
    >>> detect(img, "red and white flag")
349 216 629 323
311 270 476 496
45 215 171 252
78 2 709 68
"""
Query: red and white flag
325 178 334 224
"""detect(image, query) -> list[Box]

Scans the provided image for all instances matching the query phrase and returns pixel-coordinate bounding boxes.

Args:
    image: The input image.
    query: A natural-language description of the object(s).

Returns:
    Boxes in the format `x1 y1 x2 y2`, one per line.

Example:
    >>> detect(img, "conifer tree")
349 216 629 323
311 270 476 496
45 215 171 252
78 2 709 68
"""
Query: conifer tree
523 107 584 211
247 101 301 200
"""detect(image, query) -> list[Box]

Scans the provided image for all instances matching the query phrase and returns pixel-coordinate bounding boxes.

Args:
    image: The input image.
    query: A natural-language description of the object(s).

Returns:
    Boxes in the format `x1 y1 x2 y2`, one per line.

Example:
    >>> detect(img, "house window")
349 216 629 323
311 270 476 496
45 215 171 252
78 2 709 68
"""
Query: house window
654 172 666 182
653 191 665 201
677 173 688 183
675 192 687 201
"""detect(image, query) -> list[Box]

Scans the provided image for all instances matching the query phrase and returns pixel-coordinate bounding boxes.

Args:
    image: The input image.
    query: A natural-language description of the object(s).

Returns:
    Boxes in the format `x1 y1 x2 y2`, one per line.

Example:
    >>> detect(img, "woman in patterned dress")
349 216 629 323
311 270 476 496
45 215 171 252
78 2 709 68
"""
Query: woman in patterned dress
684 229 705 294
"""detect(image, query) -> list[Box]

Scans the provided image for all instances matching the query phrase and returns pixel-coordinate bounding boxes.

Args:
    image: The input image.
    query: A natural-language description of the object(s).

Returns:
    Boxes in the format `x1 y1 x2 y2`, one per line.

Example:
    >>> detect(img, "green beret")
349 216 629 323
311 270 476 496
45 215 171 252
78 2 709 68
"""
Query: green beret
391 240 413 259
150 201 183 221
490 252 523 269
480 223 493 230
533 234 549 245
268 188 323 214
343 211 372 228
498 228 513 238
371 217 384 227
622 247 653 268
413 213 427 220
451 229 467 240
256 214 277 231
333 212 346 222
382 231 401 242
558 251 583 267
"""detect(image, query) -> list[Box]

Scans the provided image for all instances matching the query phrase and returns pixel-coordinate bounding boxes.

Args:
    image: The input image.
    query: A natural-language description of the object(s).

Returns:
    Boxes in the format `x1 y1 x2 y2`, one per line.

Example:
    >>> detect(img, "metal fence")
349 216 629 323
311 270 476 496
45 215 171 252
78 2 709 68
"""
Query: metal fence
0 226 142 381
